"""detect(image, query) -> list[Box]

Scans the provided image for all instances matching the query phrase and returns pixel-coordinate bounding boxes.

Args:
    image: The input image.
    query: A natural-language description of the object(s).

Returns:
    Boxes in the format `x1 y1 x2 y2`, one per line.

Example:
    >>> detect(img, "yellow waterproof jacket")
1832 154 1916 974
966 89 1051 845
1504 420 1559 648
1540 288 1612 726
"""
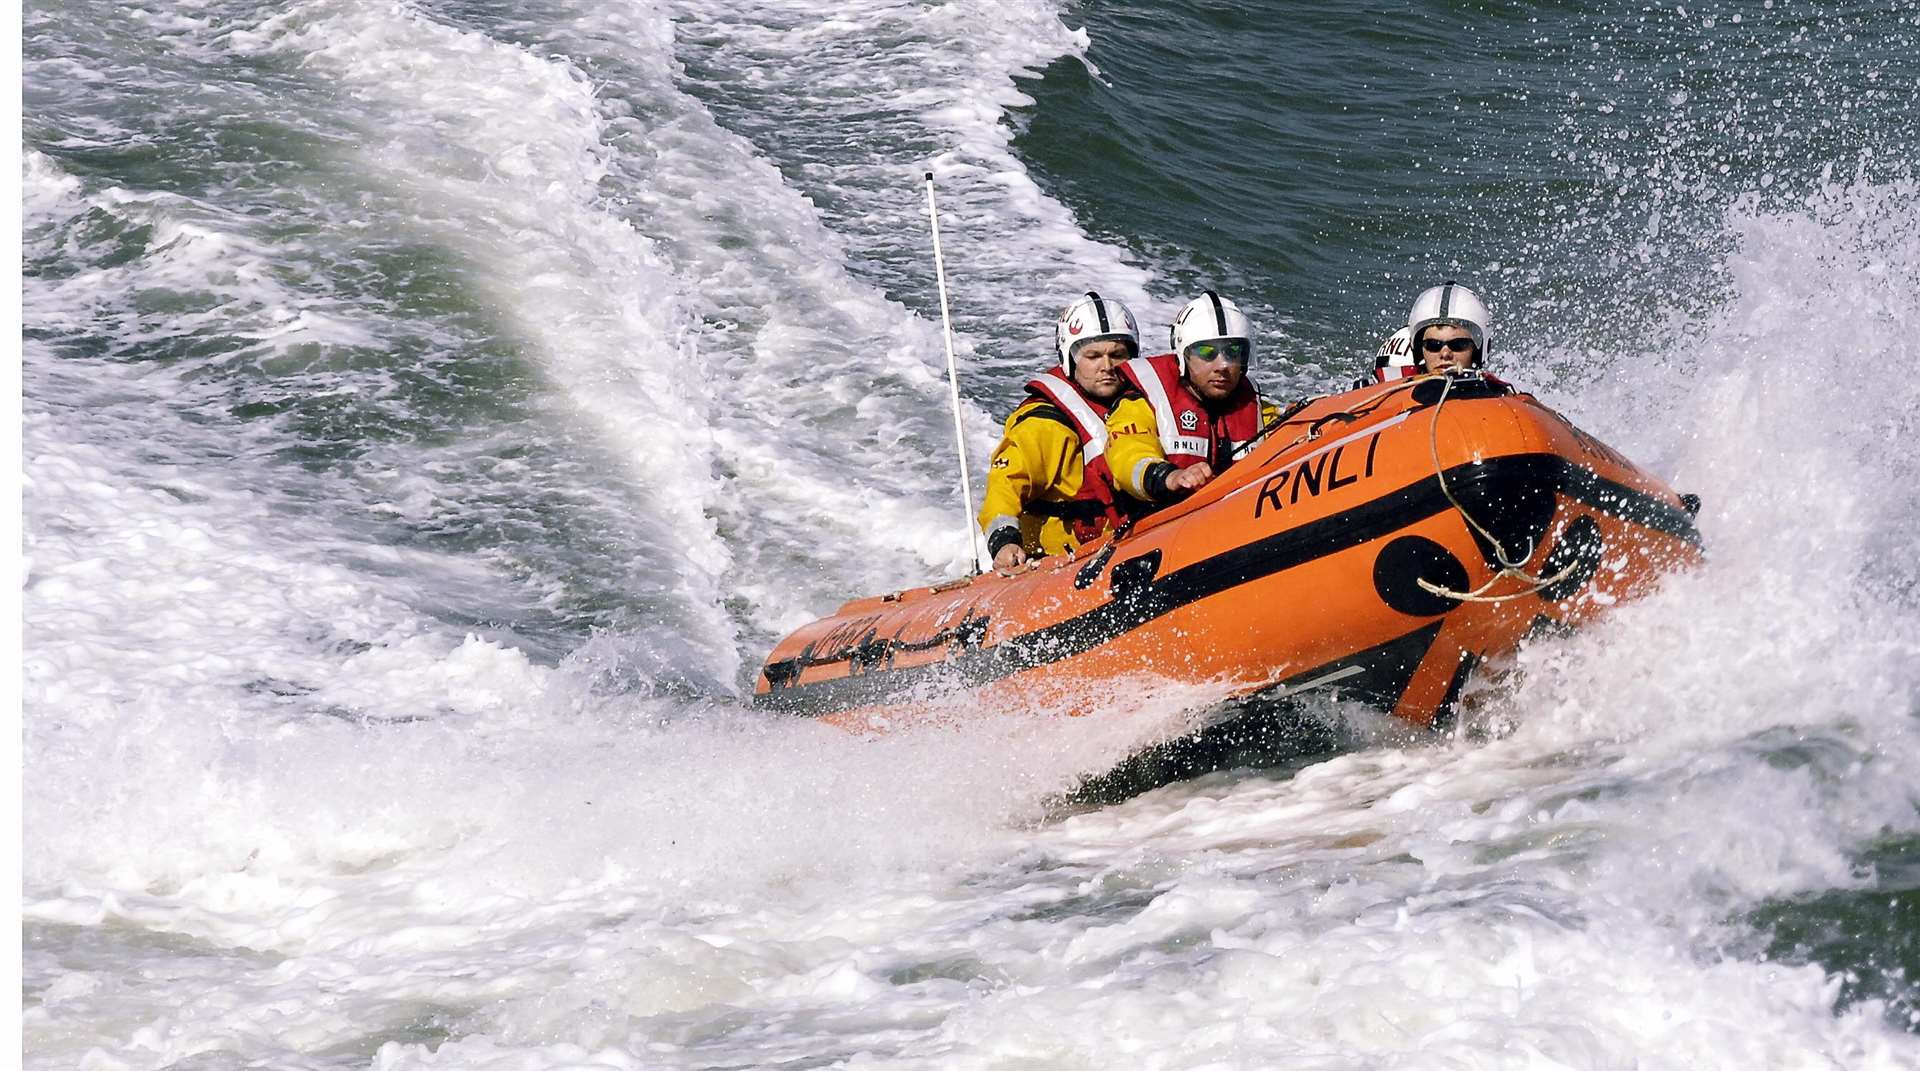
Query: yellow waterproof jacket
1106 394 1283 503
978 398 1088 558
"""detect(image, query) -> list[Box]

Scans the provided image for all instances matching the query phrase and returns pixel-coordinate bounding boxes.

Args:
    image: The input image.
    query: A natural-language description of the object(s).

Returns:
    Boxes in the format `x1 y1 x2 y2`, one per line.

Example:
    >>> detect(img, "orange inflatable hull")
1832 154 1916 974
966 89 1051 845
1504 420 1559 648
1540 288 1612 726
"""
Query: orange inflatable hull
754 375 1702 737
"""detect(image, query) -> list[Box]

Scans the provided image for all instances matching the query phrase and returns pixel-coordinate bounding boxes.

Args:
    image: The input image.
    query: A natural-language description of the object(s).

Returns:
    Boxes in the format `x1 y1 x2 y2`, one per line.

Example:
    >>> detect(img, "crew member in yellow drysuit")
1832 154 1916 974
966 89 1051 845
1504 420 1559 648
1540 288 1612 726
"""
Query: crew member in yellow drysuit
978 292 1142 572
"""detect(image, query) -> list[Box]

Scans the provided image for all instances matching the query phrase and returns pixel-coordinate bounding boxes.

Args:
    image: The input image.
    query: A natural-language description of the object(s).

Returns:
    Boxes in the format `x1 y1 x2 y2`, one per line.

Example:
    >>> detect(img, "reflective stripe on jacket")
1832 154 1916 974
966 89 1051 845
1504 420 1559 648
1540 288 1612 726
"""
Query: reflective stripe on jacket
1106 353 1271 502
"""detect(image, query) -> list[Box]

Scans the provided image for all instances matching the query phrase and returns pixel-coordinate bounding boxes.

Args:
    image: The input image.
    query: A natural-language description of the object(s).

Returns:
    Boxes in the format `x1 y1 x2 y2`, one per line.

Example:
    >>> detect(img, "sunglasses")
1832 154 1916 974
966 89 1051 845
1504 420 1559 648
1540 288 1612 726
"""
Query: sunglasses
1186 339 1251 364
1422 338 1476 354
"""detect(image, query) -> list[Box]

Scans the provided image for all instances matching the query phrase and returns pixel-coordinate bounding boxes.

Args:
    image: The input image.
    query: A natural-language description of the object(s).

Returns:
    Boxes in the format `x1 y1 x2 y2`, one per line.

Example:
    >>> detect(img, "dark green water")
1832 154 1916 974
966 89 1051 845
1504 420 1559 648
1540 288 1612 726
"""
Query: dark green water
1012 0 1918 380
1751 833 1920 1027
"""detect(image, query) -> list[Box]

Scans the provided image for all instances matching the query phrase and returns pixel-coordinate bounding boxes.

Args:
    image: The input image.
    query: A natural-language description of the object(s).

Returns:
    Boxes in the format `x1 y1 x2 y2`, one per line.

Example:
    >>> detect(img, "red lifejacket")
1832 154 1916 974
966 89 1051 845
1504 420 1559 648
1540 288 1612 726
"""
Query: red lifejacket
1119 353 1266 471
1022 367 1130 543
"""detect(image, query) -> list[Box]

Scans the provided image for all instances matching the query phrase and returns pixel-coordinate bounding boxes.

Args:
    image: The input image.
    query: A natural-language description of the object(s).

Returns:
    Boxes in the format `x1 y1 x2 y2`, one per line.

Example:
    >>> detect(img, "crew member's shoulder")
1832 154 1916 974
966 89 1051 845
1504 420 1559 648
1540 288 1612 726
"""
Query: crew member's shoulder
1104 393 1158 434
1007 398 1083 437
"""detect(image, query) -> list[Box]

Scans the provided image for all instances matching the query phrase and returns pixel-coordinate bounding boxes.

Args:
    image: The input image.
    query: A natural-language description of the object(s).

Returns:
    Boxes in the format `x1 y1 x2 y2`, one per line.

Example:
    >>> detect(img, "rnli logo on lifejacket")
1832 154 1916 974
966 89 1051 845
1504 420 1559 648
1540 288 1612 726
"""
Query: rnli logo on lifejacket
1178 411 1199 431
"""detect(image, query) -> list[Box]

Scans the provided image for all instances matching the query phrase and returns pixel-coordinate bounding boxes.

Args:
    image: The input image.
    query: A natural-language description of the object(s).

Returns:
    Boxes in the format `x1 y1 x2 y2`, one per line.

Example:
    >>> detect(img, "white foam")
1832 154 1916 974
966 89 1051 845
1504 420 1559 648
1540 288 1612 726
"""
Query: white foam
25 1 1920 1067
230 0 757 683
664 0 1164 351
27 3 1195 1065
354 180 1920 1069
496 0 1172 623
214 0 1174 660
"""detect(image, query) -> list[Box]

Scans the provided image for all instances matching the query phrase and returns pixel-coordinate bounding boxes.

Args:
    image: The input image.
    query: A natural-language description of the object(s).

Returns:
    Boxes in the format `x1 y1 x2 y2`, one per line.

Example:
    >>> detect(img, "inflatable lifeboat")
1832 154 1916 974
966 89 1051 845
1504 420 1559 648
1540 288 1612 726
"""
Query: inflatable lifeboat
754 372 1701 739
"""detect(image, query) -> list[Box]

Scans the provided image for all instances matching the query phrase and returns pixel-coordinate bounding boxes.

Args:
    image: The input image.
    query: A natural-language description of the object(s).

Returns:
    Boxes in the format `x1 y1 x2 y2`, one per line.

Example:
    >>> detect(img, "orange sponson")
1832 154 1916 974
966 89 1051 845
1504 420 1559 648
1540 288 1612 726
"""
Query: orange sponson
754 374 1702 734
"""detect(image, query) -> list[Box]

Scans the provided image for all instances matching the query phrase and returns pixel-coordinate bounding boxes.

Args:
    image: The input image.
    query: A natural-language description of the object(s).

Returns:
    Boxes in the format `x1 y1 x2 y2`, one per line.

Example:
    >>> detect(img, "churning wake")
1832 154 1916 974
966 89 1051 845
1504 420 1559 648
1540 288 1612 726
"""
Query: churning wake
23 0 1920 1067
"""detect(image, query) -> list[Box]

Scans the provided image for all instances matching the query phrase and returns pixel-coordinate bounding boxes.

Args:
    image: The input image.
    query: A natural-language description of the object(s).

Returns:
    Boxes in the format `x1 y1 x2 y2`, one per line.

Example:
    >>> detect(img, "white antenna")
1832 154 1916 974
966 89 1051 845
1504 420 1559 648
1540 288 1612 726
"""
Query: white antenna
924 171 983 573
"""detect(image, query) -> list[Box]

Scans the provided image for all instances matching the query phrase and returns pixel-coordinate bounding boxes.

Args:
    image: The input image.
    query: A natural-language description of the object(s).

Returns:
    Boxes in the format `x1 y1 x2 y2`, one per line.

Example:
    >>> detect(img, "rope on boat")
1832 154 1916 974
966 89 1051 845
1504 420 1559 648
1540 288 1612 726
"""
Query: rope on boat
1233 377 1426 462
1418 372 1580 603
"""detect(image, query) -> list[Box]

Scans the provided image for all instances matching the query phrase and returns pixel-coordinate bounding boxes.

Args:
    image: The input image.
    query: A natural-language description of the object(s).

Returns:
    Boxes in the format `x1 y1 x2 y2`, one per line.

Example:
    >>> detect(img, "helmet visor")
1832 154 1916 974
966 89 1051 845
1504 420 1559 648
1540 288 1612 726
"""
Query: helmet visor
1183 338 1251 365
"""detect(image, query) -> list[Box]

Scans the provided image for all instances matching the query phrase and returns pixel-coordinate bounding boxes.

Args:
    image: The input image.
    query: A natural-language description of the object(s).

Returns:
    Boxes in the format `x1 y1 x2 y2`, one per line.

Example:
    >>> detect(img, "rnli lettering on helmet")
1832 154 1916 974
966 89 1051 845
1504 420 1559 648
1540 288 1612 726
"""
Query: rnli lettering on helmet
1178 410 1199 431
1253 432 1384 520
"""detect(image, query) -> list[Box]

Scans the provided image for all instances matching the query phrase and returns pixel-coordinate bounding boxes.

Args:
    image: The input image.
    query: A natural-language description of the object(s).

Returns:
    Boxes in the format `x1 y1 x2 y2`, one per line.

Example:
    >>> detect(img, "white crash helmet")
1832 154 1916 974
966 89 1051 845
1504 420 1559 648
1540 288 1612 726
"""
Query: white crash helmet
1407 281 1491 365
1373 326 1418 383
1055 291 1141 371
1169 290 1254 361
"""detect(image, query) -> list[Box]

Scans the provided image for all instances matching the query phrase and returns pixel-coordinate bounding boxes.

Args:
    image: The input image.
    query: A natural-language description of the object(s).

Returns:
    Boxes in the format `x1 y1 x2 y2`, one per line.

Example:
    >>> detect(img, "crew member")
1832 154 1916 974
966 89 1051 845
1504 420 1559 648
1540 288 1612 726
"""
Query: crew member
1351 326 1418 390
1407 280 1492 374
1105 291 1280 507
978 292 1141 572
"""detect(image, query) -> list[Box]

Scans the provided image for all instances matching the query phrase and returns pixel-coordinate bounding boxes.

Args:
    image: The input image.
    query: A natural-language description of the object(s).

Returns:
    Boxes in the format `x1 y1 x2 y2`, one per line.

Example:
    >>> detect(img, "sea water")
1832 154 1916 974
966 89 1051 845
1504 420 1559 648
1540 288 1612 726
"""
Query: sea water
23 1 1920 1067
